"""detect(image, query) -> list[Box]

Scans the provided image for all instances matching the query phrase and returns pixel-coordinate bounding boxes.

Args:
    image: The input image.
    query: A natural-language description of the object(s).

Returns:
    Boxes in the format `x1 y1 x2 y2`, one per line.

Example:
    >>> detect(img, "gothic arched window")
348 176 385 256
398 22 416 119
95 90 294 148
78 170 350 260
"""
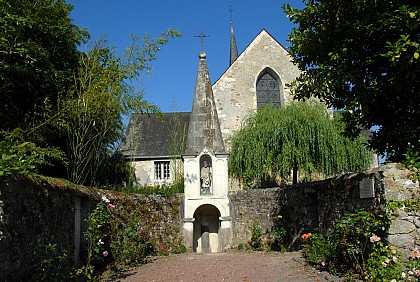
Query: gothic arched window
256 69 281 109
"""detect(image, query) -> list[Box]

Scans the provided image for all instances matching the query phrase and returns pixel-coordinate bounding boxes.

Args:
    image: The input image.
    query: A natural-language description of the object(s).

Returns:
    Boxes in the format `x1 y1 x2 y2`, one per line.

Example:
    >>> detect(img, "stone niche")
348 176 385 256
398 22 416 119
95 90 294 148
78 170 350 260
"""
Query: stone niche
183 148 231 253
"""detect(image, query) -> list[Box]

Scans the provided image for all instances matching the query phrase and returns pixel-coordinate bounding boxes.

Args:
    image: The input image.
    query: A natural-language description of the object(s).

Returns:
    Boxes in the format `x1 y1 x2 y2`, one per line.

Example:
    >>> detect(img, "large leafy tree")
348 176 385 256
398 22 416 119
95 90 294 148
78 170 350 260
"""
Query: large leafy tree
283 0 419 161
0 0 87 132
228 102 373 186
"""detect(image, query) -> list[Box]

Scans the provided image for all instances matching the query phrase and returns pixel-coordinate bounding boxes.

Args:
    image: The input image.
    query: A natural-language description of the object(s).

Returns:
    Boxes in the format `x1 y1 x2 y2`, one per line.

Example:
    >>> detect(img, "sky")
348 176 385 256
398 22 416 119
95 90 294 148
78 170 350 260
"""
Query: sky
68 0 306 113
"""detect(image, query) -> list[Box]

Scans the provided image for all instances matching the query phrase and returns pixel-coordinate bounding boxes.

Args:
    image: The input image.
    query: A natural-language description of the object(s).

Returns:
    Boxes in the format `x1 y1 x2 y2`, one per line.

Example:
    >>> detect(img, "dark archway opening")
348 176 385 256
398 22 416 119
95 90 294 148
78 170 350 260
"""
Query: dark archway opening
193 204 221 253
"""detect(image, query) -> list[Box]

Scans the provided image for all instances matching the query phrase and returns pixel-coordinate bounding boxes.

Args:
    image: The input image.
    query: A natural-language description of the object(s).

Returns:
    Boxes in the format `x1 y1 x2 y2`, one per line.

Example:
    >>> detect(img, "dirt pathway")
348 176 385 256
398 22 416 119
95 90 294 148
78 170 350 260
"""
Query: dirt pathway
115 251 344 282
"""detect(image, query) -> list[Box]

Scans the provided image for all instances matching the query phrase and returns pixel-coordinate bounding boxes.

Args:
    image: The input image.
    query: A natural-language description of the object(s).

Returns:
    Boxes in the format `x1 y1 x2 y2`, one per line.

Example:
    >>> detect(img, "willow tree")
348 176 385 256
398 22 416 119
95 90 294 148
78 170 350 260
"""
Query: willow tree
228 101 373 186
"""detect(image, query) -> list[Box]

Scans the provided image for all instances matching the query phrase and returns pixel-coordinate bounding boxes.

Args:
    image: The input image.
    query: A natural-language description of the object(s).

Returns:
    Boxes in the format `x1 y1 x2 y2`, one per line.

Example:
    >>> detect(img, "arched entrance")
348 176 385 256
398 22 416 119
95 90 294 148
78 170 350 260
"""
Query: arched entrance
193 204 221 253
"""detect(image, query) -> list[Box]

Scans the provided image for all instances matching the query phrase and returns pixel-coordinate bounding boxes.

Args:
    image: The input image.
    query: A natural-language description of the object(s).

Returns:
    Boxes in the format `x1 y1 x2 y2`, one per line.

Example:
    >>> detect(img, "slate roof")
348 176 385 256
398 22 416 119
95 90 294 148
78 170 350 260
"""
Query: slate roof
120 112 190 159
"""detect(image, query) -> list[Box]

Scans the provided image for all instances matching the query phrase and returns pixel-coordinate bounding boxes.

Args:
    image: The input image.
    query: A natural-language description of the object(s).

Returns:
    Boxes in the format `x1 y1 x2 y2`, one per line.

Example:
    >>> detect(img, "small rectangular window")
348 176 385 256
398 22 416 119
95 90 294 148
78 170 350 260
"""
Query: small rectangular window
154 161 170 180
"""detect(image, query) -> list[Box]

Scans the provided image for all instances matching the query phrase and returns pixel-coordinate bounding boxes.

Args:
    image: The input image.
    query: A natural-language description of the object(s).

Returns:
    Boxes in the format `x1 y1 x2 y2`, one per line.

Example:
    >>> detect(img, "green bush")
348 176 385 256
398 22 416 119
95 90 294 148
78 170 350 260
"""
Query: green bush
108 180 184 196
302 209 420 281
35 243 74 281
250 221 263 251
270 215 287 252
0 129 65 176
402 141 420 181
76 195 155 280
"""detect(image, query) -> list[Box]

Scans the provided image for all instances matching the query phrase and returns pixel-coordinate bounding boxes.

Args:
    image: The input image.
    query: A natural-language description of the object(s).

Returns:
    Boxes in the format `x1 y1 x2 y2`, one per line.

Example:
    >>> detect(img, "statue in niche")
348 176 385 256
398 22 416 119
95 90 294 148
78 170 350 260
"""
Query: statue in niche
200 160 212 194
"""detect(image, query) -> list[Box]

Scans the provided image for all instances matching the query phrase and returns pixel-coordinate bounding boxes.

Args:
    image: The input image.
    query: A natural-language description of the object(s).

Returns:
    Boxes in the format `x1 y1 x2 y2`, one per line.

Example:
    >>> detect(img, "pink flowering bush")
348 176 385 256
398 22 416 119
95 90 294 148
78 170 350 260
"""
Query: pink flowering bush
366 238 403 281
303 209 420 282
303 210 392 280
76 195 154 280
404 248 420 281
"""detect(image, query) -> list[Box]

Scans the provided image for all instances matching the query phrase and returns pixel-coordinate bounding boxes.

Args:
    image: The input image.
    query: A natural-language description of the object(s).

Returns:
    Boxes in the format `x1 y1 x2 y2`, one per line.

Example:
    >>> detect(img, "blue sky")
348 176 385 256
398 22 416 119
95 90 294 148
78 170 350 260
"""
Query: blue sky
68 0 306 113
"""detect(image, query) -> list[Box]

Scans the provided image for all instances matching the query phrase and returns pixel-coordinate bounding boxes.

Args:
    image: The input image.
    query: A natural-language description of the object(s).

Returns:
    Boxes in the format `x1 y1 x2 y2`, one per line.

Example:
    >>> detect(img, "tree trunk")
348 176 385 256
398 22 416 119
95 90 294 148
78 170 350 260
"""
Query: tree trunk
292 166 298 184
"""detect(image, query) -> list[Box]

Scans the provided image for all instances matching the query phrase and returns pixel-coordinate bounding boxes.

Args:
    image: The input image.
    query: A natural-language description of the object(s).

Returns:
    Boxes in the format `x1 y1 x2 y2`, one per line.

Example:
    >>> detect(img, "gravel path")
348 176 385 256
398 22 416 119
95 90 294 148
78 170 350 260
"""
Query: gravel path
115 251 344 282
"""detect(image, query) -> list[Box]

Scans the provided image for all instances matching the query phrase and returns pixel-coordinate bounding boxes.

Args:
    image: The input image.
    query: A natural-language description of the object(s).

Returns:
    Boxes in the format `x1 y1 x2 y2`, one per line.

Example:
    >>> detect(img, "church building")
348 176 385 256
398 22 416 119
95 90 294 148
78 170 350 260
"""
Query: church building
121 26 300 188
121 19 301 252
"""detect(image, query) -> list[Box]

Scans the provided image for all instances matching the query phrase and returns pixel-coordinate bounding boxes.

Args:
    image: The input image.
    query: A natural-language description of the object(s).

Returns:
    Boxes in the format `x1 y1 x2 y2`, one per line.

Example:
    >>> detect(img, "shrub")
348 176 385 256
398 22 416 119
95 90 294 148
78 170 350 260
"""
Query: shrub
270 215 287 252
402 141 420 182
302 209 420 281
35 243 74 281
76 195 155 280
250 221 263 251
0 129 64 176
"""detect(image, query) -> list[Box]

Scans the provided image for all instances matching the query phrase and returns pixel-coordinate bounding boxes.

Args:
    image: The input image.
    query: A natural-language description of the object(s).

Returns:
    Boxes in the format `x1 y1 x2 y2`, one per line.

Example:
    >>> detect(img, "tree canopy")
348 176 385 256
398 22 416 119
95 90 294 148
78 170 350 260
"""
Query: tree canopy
228 101 373 186
283 0 419 162
0 0 87 132
0 0 181 185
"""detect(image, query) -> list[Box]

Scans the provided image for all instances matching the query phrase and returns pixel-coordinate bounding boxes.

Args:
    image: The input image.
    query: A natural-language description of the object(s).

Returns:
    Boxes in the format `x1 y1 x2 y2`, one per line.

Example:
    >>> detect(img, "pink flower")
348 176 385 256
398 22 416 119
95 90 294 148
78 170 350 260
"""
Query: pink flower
369 234 381 243
382 261 388 267
411 248 420 260
415 269 420 277
321 261 326 267
101 196 110 203
393 256 398 263
103 251 108 257
107 203 116 209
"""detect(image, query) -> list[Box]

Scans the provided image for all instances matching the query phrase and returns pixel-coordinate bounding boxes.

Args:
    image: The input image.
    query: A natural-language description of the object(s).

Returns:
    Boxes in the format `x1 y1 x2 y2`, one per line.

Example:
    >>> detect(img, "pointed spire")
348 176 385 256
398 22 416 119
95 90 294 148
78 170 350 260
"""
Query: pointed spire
184 52 226 155
229 3 238 66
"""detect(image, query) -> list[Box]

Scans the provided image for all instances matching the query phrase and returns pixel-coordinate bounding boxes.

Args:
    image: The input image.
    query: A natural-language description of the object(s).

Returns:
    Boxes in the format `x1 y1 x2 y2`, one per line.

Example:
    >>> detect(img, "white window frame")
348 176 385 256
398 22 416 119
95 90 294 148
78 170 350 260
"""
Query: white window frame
154 161 171 181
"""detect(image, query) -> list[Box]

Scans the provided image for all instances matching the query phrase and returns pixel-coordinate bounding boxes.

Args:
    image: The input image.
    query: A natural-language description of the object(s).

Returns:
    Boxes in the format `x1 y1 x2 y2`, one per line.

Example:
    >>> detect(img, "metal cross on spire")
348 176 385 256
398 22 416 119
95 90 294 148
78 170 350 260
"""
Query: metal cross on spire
229 2 234 23
194 31 210 51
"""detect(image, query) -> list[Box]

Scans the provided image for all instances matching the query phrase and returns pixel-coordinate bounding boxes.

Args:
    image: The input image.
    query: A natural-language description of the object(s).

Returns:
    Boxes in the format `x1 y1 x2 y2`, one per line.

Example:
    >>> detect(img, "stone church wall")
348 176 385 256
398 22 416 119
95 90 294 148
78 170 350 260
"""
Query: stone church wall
213 30 301 144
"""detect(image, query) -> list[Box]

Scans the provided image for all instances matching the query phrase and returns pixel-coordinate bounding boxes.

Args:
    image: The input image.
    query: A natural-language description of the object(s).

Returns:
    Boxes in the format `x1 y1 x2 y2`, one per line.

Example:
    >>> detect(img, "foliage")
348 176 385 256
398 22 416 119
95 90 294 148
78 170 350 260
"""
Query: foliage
0 129 65 176
0 0 87 136
402 141 420 182
168 106 188 191
365 243 403 282
249 221 264 251
77 199 113 280
96 151 137 188
228 101 373 186
35 243 74 282
60 30 181 186
76 195 155 280
301 209 420 281
109 182 184 196
268 215 287 252
283 0 420 162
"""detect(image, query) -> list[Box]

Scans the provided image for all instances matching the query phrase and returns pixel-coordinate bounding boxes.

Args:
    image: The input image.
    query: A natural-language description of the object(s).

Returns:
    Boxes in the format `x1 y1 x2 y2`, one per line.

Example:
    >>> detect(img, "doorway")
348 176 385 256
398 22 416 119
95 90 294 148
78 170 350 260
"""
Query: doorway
193 204 221 253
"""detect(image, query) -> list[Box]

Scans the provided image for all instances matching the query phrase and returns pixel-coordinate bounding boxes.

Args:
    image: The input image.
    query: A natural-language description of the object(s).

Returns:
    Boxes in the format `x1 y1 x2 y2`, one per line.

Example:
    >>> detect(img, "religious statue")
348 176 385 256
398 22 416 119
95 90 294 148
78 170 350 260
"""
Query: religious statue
200 160 212 194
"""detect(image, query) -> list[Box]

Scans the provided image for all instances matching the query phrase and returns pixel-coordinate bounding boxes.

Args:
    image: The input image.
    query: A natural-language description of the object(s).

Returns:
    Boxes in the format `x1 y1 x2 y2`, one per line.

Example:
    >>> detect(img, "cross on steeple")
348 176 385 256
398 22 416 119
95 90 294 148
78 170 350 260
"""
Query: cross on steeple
194 31 210 51
229 2 234 22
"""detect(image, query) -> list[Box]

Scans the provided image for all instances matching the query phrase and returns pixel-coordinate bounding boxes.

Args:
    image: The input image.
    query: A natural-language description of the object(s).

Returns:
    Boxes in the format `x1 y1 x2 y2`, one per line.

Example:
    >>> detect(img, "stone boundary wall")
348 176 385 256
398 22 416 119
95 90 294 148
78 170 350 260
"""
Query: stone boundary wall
0 164 418 280
229 163 419 254
0 175 183 281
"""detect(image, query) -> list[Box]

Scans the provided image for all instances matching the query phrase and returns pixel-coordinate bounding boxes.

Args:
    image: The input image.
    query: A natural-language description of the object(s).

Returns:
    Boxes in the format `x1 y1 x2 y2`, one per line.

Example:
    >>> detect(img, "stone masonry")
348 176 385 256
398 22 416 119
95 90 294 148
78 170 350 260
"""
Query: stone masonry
213 29 301 143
